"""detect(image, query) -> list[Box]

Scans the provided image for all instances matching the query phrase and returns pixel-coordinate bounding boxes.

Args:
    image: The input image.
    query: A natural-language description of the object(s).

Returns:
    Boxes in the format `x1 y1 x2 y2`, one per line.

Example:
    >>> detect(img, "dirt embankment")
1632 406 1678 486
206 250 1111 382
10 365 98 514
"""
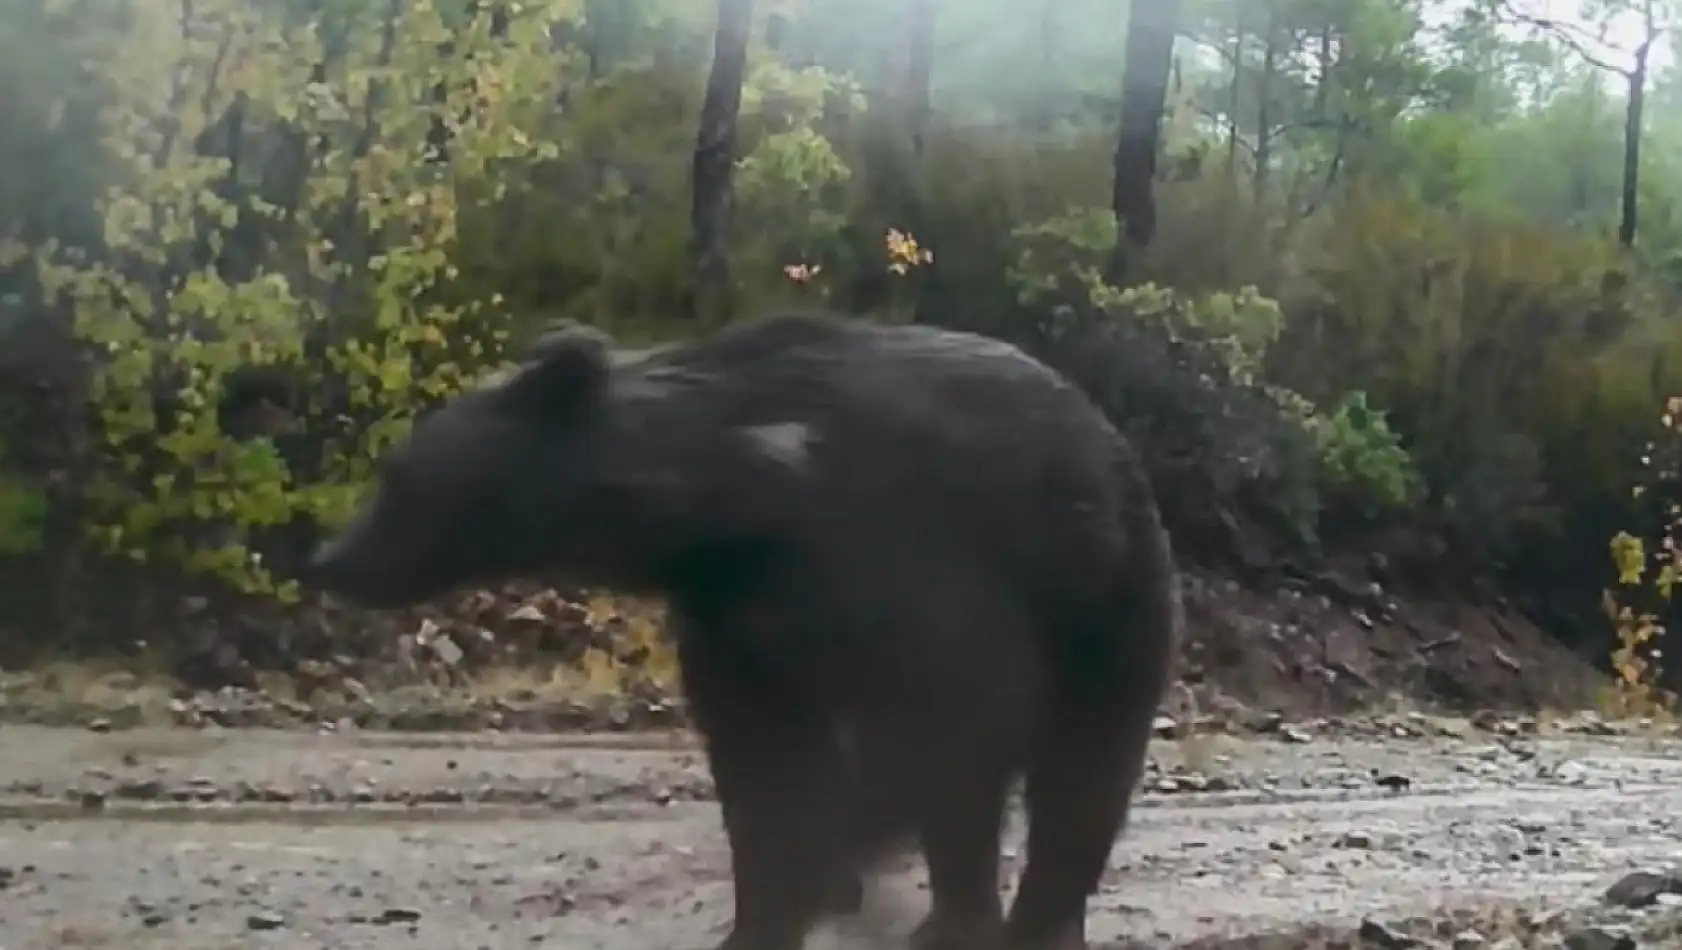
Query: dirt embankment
0 563 1614 737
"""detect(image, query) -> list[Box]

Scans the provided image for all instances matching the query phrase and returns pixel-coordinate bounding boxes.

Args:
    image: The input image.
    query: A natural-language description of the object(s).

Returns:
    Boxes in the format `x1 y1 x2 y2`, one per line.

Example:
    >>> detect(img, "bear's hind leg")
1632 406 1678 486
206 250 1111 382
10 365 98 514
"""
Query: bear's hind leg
907 759 1012 950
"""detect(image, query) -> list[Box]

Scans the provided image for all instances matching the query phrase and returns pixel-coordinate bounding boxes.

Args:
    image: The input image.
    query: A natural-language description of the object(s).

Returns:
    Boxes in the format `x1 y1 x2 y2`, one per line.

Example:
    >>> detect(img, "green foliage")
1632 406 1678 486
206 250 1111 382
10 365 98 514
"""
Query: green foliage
0 0 1680 683
1268 186 1675 551
1311 391 1422 516
1007 206 1117 305
0 439 46 556
29 0 574 600
733 57 865 284
1007 214 1357 543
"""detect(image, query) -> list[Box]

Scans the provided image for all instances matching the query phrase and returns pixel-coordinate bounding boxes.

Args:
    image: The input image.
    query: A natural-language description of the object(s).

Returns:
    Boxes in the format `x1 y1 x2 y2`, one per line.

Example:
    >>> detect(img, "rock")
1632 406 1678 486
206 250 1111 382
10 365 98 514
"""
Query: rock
1563 926 1636 950
1358 917 1425 948
429 634 464 667
246 911 287 930
1605 868 1682 908
373 907 422 925
1374 772 1412 792
1335 831 1374 849
115 778 163 800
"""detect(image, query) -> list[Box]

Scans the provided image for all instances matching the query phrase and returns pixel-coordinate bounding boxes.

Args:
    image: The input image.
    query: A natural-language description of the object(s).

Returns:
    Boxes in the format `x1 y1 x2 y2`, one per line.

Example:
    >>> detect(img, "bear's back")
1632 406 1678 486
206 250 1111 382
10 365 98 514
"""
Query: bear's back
632 311 1128 583
641 311 1095 437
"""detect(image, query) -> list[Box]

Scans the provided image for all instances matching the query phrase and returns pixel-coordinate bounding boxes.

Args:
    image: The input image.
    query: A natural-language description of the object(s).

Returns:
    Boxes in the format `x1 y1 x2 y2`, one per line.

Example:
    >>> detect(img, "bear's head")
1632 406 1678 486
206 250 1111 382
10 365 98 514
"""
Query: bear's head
305 324 636 608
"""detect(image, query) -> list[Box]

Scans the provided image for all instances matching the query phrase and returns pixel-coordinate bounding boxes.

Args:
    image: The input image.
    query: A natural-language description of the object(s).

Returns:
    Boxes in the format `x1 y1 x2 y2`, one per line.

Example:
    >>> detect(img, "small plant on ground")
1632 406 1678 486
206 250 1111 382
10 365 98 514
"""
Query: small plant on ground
1603 396 1682 719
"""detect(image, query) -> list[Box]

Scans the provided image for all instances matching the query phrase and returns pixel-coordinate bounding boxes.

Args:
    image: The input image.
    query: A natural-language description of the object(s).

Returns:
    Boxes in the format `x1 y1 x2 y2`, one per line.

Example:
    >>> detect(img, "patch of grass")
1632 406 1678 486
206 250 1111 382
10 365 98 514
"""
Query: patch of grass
0 658 182 726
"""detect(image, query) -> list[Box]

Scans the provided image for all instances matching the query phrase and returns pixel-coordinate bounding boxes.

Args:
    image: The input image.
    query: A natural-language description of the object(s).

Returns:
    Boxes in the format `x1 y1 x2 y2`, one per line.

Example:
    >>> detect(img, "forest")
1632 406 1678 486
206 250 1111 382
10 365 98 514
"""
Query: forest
3 0 1682 715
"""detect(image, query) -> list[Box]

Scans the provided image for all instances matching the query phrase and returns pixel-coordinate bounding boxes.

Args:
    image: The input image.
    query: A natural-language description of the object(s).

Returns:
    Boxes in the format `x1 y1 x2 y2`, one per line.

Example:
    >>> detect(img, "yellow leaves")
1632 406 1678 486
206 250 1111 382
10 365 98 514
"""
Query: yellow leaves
1602 395 1682 715
573 593 679 694
1611 530 1647 586
1607 601 1669 717
884 227 932 275
1662 564 1682 602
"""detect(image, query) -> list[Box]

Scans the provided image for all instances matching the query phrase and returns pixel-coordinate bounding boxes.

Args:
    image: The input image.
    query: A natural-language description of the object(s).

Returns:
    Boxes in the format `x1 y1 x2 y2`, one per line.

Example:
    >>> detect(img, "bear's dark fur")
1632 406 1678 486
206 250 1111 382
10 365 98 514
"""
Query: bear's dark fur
306 311 1180 950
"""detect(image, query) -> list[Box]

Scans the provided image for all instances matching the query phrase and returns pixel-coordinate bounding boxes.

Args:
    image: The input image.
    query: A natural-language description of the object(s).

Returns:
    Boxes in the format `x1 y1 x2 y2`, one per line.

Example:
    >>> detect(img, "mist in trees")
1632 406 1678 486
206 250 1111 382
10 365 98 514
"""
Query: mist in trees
2 0 1682 683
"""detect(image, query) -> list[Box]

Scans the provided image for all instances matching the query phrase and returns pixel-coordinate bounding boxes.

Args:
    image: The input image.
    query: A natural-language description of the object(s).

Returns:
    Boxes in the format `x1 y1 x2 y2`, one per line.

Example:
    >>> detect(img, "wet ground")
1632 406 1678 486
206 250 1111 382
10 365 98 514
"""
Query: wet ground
4 723 1682 948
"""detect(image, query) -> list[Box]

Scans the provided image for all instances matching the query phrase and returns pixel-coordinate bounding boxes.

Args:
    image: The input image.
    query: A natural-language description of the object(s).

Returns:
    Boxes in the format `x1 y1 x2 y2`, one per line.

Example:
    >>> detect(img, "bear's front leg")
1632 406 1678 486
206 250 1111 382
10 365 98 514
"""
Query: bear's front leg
677 622 847 950
706 725 846 950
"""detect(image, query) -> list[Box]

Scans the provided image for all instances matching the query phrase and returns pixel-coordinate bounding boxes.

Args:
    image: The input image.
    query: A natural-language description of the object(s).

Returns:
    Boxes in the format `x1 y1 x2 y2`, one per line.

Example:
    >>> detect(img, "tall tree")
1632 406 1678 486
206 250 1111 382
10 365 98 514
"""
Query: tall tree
900 0 936 157
1109 0 1182 282
1499 0 1672 246
689 0 754 320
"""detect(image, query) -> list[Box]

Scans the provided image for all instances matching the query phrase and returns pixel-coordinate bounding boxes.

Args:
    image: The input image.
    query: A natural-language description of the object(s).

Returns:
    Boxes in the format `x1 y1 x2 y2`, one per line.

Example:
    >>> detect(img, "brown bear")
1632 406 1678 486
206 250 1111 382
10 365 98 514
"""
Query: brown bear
305 311 1180 950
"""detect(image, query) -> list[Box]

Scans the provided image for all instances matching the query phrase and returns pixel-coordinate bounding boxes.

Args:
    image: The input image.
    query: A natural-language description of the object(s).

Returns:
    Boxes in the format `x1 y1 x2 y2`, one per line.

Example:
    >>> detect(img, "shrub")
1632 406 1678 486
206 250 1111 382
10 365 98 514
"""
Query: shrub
1279 188 1677 555
1311 391 1422 519
1605 396 1682 712
1000 206 1436 557
0 438 46 556
29 0 570 602
1001 211 1324 555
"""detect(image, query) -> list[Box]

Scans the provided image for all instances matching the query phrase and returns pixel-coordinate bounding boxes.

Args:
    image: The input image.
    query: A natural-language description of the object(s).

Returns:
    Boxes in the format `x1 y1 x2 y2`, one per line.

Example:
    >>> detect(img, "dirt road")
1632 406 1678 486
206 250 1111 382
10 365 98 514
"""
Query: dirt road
4 723 1682 949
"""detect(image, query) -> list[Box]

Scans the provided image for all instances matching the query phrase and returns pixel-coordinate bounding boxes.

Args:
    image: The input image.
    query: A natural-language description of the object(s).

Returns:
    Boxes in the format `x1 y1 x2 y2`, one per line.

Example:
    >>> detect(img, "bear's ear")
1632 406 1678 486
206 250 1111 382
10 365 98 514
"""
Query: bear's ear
494 325 612 418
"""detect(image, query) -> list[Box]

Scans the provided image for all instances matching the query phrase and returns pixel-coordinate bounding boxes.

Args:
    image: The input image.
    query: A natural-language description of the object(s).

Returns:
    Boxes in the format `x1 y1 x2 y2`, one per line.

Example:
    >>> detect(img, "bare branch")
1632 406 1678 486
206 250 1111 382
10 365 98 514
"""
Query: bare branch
1181 30 1244 69
1493 0 1635 74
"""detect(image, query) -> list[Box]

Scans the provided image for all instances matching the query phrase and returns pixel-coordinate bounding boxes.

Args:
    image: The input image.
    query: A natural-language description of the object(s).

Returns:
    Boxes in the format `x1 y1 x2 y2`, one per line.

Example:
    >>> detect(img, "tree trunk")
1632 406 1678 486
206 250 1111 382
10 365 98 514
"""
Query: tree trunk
903 0 936 157
1107 0 1181 283
1252 6 1279 200
1034 0 1061 133
1225 25 1242 176
1618 38 1650 248
687 0 754 321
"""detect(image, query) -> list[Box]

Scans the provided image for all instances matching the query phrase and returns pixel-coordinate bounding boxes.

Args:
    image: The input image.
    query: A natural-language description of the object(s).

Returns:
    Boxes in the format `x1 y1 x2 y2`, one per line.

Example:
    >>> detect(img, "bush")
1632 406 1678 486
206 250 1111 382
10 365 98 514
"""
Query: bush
30 0 569 601
1311 391 1422 520
1274 188 1675 555
0 439 46 556
1003 209 1345 559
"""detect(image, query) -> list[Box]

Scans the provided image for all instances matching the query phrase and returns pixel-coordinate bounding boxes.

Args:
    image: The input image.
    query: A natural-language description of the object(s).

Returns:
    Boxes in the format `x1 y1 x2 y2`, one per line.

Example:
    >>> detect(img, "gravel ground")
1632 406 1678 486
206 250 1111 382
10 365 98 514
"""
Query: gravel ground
5 723 1682 949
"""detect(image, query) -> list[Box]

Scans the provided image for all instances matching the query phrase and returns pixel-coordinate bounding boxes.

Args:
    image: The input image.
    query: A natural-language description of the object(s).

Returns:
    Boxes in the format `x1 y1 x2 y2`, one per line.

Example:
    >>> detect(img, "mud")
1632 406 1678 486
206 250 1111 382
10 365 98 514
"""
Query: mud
4 724 1682 948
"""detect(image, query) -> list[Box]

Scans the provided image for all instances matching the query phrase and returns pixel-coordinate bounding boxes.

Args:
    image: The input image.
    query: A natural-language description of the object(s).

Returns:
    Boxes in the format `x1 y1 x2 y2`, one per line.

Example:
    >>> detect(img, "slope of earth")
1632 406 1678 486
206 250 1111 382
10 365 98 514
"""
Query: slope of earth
0 563 1614 735
4 724 1682 949
1171 566 1609 725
